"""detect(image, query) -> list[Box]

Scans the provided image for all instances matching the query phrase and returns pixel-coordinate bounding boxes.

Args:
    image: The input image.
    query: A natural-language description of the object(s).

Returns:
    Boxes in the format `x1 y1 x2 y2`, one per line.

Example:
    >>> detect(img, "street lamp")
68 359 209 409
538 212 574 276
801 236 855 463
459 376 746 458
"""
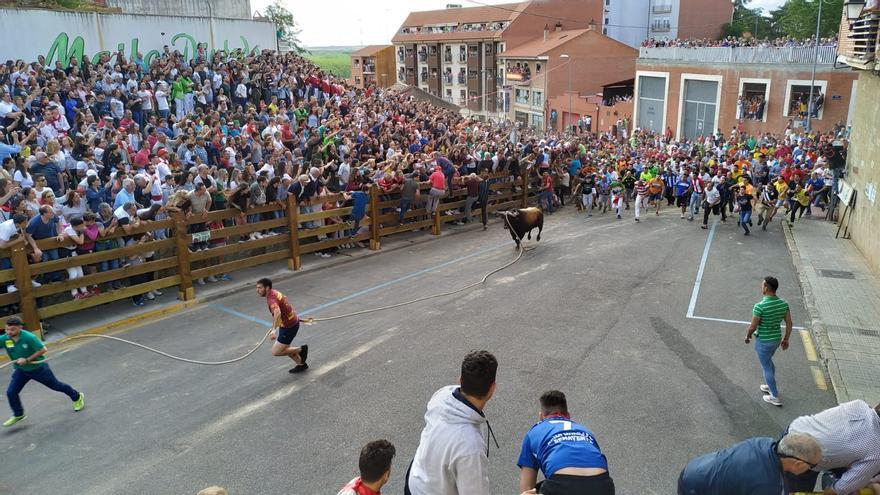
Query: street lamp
806 0 823 133
560 53 572 133
845 0 866 20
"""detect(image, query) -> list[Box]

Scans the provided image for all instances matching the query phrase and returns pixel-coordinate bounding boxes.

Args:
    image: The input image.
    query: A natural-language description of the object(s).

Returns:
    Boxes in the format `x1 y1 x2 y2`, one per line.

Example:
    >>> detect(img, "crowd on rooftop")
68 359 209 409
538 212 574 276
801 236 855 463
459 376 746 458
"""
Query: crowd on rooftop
641 35 839 48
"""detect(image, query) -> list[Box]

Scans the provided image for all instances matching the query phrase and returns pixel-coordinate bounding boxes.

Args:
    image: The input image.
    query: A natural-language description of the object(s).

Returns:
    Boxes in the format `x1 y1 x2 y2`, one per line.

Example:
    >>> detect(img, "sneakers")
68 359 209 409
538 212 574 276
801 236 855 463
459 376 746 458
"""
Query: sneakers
151 289 163 296
762 394 782 407
289 363 309 374
759 384 771 394
634 218 640 222
31 280 41 288
2 415 26 427
195 278 206 286
701 225 708 229
616 214 621 219
73 393 85 412
299 344 309 364
206 276 219 283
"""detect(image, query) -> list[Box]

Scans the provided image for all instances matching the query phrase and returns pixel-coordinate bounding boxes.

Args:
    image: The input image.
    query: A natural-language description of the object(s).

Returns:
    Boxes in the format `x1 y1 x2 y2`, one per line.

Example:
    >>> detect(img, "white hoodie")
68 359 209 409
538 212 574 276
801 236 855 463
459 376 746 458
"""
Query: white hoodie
408 385 490 495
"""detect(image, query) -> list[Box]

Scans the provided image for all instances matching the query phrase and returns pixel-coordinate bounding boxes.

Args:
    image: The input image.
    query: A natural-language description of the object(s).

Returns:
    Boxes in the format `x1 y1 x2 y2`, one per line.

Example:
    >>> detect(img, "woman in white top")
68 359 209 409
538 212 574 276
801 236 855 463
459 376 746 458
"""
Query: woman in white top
137 83 153 118
21 187 40 218
12 157 33 188
58 191 87 223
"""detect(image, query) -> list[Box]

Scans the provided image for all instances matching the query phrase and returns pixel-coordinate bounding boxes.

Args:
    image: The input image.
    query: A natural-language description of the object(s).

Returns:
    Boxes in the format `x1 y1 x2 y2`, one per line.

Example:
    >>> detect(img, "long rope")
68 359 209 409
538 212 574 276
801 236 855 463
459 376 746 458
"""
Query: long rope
1 211 536 368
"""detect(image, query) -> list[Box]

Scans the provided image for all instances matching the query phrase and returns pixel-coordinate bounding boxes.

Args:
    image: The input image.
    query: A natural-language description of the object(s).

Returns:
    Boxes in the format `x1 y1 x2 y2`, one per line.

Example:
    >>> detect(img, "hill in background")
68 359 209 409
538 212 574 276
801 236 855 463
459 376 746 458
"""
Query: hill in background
305 46 356 78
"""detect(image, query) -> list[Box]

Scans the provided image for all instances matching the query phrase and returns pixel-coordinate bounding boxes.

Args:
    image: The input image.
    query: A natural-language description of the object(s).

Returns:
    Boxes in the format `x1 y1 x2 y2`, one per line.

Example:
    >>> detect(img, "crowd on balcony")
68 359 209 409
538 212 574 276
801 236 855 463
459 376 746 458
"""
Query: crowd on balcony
399 21 509 36
641 35 838 48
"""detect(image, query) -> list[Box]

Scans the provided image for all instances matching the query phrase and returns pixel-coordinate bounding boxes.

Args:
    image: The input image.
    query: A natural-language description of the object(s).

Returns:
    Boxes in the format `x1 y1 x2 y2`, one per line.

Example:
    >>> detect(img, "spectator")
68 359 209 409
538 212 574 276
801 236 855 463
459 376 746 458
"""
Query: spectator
405 350 498 495
337 440 396 495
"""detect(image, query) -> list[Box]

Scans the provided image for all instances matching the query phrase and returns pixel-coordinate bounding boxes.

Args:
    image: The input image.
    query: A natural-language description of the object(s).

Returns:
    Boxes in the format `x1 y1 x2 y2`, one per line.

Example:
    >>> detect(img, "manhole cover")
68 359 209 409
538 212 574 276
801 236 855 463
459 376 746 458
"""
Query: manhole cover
818 269 856 279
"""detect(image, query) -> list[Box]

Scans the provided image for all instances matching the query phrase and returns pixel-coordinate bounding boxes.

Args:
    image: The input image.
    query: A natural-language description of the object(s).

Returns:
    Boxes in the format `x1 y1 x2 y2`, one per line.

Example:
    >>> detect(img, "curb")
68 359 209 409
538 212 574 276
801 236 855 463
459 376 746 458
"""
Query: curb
782 222 848 403
1 220 495 361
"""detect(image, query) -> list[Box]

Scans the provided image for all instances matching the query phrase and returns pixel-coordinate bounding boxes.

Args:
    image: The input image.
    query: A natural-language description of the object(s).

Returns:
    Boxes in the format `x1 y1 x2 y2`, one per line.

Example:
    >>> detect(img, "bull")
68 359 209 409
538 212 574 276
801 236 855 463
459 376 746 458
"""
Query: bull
497 207 543 248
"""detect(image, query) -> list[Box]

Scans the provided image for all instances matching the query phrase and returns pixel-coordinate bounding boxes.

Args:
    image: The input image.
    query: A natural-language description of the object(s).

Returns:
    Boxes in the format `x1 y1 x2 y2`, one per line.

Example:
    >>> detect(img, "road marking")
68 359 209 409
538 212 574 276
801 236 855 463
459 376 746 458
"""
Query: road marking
687 221 717 317
799 329 818 362
193 328 396 439
811 366 828 390
686 314 805 330
214 305 272 326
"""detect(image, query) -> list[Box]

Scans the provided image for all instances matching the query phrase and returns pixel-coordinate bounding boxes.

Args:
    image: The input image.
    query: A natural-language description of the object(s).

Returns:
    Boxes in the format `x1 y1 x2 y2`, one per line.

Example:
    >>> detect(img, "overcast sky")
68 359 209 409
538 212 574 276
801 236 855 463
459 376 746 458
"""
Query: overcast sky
251 0 788 47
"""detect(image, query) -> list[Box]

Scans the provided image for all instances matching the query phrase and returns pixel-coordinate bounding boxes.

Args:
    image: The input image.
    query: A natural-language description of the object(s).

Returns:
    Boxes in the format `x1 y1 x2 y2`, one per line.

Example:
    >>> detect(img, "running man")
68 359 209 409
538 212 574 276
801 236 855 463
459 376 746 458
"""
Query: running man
255 277 309 373
2 316 85 427
648 174 665 216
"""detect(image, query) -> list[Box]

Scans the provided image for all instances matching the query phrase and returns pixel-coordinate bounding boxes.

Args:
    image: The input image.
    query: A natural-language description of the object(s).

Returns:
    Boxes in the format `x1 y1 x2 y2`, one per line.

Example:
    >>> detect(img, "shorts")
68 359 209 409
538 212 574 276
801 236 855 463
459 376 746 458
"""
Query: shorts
537 472 614 495
649 193 662 202
276 322 300 346
775 199 786 209
676 196 688 207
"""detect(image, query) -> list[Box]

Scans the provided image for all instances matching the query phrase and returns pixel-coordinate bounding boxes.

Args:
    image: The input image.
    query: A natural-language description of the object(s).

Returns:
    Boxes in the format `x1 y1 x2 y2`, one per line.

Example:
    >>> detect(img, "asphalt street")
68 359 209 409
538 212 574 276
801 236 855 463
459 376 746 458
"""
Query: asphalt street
1 205 835 495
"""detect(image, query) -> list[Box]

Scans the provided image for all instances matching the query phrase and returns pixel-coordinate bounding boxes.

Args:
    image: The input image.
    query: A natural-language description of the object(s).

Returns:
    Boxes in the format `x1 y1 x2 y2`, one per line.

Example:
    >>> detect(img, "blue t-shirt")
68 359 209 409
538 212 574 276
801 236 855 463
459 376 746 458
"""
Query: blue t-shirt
675 179 691 197
679 437 784 495
517 416 608 477
26 215 58 240
808 178 825 191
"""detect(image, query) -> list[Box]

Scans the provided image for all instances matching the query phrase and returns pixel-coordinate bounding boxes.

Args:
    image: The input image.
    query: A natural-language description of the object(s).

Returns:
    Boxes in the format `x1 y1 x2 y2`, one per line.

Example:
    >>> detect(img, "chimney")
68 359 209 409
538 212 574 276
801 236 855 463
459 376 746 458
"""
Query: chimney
543 24 549 41
554 21 563 32
588 18 597 31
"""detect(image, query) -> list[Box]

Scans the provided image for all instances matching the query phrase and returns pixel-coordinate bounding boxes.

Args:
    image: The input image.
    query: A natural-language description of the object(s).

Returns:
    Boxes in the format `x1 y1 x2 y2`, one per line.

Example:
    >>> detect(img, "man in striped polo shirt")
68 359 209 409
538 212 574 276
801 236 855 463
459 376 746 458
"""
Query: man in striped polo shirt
745 276 793 406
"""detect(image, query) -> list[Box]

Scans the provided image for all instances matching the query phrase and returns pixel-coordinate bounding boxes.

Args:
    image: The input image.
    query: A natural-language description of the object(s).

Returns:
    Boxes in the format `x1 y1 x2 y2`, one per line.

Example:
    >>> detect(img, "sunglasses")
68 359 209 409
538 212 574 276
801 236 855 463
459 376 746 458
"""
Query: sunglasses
780 454 817 470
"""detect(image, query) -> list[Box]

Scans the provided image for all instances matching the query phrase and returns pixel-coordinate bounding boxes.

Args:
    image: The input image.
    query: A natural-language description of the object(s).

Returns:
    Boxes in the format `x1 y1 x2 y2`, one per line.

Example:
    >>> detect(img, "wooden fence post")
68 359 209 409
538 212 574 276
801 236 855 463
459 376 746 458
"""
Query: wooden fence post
369 184 381 250
286 195 301 270
10 241 41 339
521 172 529 208
172 211 195 301
431 210 441 236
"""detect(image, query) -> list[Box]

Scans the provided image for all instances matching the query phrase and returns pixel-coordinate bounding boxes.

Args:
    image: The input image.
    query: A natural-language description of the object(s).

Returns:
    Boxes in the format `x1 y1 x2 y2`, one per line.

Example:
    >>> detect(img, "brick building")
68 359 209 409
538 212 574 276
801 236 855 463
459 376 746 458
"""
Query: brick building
603 0 734 48
350 45 396 89
391 0 604 117
634 45 859 139
498 25 637 131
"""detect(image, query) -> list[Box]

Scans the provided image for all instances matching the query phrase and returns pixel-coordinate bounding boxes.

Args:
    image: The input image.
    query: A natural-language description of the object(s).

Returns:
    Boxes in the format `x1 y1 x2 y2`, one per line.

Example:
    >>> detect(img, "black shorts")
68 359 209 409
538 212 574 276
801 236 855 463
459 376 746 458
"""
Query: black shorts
676 196 688 207
537 472 615 495
276 322 300 346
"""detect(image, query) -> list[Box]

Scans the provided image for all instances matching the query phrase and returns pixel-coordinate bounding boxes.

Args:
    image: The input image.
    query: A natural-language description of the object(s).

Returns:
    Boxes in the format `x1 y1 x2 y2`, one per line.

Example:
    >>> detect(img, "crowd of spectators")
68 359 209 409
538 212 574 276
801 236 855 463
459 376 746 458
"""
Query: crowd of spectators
641 35 839 48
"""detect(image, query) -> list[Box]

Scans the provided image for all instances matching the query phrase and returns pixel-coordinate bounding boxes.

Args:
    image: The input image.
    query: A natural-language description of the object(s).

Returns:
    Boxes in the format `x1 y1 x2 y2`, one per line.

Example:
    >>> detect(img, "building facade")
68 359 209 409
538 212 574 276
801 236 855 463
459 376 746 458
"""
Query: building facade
497 26 637 131
602 0 734 48
634 45 858 139
390 0 604 117
837 2 880 273
350 45 395 89
105 0 251 19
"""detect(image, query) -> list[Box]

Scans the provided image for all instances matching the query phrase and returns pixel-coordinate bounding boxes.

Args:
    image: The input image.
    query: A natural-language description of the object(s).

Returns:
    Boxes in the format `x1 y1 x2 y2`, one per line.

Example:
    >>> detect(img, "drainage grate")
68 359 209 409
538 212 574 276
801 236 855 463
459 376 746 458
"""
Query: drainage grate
818 269 856 279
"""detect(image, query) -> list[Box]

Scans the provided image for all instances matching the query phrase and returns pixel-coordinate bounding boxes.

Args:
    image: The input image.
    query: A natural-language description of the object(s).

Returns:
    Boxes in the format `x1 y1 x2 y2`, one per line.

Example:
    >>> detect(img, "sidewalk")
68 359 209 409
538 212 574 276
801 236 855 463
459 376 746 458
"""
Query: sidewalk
38 222 485 344
785 216 880 405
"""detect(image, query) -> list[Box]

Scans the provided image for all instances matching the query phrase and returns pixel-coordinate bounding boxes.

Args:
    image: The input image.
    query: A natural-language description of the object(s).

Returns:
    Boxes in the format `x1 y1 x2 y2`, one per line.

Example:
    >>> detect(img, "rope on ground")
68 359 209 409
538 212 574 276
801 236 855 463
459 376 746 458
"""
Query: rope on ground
1 211 534 367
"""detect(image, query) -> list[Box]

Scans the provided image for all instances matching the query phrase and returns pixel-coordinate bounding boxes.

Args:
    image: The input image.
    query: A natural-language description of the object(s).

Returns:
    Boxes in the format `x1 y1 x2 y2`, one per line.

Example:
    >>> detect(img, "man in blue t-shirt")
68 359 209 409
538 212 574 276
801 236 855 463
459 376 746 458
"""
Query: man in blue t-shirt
517 390 614 495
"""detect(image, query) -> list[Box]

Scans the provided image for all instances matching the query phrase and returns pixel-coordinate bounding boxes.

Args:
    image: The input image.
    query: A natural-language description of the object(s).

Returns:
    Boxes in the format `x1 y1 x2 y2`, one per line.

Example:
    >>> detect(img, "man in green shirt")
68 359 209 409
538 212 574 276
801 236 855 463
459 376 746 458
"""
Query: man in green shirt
744 276 793 407
2 316 84 427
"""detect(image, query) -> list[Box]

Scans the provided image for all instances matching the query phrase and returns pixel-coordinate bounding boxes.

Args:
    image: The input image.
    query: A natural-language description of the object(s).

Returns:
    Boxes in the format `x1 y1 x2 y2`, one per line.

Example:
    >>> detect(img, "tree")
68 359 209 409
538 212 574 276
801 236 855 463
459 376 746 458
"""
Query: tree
725 0 778 38
261 1 308 54
770 0 843 39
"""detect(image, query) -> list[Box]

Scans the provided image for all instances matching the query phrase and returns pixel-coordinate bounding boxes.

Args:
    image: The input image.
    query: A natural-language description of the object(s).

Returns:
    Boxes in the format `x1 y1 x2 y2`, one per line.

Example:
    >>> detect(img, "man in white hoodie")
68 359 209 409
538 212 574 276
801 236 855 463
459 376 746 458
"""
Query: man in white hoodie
405 350 498 495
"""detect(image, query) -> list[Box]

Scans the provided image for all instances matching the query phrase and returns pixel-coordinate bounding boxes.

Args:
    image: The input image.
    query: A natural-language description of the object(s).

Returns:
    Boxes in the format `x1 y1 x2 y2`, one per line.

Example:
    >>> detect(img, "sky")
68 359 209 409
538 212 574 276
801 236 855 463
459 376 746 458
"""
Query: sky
251 0 788 48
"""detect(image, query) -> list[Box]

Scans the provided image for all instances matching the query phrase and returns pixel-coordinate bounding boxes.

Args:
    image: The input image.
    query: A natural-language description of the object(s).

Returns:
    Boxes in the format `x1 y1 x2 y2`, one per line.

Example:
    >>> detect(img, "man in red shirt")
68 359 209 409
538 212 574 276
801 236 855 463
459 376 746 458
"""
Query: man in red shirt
541 171 555 214
337 440 396 495
256 277 308 373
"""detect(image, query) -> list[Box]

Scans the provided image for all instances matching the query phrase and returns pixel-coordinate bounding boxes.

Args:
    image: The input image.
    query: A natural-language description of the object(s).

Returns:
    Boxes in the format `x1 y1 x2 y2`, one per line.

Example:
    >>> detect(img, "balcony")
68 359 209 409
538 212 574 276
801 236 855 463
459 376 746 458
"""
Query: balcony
652 3 672 13
457 73 466 84
418 52 427 63
444 74 453 85
639 45 839 65
839 12 879 69
363 64 376 74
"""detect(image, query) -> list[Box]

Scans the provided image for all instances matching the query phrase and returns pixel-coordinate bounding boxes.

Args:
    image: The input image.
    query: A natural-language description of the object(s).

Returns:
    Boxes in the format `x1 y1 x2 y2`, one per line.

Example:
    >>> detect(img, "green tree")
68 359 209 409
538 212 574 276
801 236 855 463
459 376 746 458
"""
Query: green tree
262 1 308 54
725 0 778 38
770 0 843 39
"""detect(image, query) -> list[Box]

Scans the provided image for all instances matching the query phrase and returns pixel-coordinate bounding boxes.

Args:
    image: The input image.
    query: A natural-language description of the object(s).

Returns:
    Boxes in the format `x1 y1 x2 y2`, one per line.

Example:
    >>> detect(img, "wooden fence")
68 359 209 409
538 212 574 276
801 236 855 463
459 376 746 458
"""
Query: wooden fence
1 172 541 338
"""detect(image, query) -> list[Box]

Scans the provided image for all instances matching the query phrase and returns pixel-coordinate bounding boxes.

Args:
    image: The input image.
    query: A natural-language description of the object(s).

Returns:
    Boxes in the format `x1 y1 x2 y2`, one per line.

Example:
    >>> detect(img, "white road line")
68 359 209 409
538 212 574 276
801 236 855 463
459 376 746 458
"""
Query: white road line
191 328 396 440
686 314 805 330
687 221 717 317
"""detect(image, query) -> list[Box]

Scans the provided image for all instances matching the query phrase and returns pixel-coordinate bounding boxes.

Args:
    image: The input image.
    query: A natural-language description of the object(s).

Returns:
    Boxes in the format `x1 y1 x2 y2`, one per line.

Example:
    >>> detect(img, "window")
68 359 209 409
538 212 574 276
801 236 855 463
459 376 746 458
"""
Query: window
444 46 452 62
460 89 467 105
531 113 544 129
536 63 542 74
398 68 405 82
603 27 608 34
785 81 826 119
515 89 530 104
485 44 493 54
459 45 467 62
355 77 361 85
533 91 544 107
430 68 438 79
354 58 360 66
604 17 609 24
605 0 610 5
738 80 770 121
458 68 466 84
430 46 437 55
446 89 452 97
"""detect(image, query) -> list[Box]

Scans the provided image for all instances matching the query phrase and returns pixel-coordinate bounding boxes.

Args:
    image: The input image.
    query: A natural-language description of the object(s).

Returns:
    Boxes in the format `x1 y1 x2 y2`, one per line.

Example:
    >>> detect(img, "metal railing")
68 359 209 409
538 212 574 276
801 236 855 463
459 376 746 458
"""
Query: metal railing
638 45 838 64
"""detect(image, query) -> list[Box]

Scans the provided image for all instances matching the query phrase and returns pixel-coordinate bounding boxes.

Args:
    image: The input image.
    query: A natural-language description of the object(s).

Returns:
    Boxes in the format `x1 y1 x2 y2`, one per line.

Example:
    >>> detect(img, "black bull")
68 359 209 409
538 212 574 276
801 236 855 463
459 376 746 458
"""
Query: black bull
497 207 543 247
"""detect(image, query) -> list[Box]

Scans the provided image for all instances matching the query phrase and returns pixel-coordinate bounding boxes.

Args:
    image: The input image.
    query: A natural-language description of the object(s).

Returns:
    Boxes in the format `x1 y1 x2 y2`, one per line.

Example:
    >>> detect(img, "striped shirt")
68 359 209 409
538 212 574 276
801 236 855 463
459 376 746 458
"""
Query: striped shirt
752 295 789 342
789 400 880 494
635 183 648 196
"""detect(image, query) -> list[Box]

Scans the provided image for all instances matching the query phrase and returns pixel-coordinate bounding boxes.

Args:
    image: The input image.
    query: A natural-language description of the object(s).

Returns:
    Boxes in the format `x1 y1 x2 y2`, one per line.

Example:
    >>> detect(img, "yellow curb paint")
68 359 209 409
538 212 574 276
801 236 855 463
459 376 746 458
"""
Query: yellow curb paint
799 329 818 362
811 366 828 391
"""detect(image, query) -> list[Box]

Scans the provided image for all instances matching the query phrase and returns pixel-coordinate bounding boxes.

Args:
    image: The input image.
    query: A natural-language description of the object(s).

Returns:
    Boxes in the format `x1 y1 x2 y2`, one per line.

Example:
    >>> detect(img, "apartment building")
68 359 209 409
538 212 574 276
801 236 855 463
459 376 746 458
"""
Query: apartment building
603 0 734 48
350 45 396 89
634 44 858 139
391 0 603 116
498 24 637 131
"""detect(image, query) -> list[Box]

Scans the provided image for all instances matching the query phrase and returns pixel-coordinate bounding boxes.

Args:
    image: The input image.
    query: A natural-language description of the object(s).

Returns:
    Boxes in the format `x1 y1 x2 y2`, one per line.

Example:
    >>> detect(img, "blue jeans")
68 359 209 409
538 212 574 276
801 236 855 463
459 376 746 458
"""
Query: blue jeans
399 198 412 224
7 364 79 417
688 192 703 219
540 191 554 213
754 339 780 397
740 209 752 234
41 248 62 282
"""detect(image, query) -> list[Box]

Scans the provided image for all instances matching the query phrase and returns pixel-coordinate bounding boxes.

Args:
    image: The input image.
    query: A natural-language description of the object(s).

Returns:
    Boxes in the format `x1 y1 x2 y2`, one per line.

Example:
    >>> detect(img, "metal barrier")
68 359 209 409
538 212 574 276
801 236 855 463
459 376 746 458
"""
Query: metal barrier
638 45 839 65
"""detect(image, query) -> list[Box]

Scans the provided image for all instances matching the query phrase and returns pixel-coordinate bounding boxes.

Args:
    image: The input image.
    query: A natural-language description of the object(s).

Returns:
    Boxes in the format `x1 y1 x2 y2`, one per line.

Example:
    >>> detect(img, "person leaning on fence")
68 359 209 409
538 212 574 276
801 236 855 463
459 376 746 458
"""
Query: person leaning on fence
337 440 396 495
